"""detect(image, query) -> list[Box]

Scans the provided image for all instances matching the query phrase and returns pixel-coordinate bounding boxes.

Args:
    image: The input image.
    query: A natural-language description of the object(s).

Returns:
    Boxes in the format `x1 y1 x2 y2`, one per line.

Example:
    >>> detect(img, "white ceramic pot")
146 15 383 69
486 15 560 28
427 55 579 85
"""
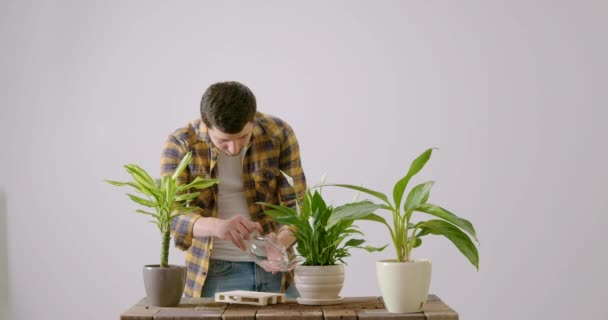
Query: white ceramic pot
376 259 432 313
294 264 345 302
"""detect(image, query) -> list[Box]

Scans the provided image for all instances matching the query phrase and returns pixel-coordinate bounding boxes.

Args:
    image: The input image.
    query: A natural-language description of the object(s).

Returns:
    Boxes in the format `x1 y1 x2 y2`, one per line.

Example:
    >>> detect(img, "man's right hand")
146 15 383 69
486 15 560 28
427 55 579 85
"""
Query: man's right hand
215 216 263 251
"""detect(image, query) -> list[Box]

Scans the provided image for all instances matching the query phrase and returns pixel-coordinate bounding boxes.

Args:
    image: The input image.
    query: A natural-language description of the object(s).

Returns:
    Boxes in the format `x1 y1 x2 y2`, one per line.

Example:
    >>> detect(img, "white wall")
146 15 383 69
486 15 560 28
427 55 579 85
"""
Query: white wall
1 1 607 319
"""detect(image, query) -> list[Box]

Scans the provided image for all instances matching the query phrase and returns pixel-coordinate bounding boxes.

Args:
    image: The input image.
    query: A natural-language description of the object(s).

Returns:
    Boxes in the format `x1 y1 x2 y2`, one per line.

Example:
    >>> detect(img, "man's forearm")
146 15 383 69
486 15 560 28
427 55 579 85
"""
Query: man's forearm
192 217 220 238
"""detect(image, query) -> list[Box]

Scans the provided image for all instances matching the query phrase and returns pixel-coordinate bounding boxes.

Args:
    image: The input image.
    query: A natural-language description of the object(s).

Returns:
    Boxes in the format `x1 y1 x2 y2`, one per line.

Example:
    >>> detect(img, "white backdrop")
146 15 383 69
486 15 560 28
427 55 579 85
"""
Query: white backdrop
1 1 607 319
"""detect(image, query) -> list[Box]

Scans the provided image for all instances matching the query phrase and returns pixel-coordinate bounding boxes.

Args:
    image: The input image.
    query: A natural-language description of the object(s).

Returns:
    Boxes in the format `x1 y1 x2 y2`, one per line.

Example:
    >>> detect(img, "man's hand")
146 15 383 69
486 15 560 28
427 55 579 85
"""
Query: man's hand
215 216 263 251
193 216 263 251
261 233 285 274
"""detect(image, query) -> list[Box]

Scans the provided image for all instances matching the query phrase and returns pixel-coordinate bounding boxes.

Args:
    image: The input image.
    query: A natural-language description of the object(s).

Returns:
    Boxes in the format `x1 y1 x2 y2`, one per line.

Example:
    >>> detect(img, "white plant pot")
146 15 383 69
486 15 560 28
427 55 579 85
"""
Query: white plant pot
294 264 345 305
376 259 432 313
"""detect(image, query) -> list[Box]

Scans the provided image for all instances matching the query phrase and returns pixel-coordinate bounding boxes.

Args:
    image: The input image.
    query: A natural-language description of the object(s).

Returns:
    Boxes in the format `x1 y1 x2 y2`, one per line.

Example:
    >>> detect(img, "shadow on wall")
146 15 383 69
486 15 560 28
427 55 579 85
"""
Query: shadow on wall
0 191 9 319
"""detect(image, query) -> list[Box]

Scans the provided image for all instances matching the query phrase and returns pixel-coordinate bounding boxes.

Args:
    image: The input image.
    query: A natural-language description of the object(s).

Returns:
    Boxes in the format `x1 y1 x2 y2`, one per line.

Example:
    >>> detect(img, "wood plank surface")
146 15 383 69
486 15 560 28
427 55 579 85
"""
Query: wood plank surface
221 303 258 320
422 300 458 320
121 305 160 320
120 295 458 320
255 299 323 320
321 297 383 320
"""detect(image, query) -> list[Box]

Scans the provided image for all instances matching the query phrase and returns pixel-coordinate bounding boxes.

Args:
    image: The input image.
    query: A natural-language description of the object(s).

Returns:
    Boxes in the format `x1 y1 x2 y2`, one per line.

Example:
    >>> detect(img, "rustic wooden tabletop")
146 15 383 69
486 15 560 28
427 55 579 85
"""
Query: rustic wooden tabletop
120 294 458 319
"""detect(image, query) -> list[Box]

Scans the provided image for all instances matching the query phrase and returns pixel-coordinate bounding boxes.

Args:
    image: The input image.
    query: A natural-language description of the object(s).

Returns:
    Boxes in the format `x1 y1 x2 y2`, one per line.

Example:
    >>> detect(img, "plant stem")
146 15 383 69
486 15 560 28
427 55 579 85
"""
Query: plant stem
161 229 170 268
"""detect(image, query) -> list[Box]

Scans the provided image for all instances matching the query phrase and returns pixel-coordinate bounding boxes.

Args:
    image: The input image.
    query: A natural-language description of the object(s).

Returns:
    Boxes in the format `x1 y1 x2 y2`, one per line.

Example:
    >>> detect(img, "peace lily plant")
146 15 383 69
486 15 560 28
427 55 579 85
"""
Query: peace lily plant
261 183 387 266
260 175 386 304
105 151 218 306
325 148 479 313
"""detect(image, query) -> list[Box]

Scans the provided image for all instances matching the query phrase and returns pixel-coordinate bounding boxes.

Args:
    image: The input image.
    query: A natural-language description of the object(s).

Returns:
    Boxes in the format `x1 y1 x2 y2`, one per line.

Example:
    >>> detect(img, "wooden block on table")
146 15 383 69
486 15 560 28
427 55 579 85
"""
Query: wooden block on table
215 290 285 306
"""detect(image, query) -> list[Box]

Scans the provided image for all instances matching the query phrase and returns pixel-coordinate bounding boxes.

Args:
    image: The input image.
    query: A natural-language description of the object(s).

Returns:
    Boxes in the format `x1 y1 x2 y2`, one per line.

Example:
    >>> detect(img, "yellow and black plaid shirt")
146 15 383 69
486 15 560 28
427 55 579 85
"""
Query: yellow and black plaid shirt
160 112 306 297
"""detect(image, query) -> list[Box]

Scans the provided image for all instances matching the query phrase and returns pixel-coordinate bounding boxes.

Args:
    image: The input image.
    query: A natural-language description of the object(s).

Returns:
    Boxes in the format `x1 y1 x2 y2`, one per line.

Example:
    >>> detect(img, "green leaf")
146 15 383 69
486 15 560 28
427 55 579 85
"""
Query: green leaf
324 184 391 207
404 181 434 213
393 148 433 213
258 203 297 217
136 209 159 219
127 194 157 208
412 237 422 248
415 203 478 242
363 244 388 252
326 201 383 229
104 180 130 187
359 213 389 227
172 151 192 180
418 219 479 270
124 165 157 193
175 192 200 202
344 238 365 247
181 177 219 191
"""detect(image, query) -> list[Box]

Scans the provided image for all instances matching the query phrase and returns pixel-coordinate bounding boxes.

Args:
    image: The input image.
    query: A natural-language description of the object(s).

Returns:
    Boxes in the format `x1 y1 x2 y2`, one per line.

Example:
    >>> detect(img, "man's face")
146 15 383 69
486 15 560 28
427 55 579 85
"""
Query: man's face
207 122 253 156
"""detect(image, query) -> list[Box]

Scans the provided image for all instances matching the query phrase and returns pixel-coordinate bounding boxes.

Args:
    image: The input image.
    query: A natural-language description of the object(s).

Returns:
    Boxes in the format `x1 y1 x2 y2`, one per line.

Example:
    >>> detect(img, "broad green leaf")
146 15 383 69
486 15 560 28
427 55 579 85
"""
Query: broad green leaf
393 148 433 213
271 216 307 228
344 238 365 247
172 151 192 180
343 228 365 236
412 237 422 248
127 194 157 207
327 201 383 229
404 181 434 213
418 219 479 270
324 184 391 206
359 213 389 227
415 203 478 242
363 244 388 252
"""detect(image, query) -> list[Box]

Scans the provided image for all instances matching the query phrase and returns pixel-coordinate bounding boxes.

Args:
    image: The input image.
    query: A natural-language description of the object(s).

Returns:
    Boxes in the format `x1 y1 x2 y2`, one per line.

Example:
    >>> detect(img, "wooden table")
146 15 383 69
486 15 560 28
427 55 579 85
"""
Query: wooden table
120 294 458 319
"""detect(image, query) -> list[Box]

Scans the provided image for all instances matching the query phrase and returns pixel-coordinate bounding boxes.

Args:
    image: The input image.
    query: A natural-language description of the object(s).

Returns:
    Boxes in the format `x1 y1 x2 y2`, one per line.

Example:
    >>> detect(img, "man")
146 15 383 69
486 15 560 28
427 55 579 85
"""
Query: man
161 81 306 298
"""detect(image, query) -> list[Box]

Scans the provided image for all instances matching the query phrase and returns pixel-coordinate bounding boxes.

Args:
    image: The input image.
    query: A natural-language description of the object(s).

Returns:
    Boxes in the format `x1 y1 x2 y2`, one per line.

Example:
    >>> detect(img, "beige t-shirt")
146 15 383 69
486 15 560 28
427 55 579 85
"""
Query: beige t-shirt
210 149 253 261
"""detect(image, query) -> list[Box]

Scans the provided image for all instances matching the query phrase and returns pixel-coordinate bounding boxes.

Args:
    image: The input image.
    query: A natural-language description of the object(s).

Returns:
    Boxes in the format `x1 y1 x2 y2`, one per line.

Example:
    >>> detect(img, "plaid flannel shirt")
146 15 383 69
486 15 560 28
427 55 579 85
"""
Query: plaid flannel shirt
160 112 306 297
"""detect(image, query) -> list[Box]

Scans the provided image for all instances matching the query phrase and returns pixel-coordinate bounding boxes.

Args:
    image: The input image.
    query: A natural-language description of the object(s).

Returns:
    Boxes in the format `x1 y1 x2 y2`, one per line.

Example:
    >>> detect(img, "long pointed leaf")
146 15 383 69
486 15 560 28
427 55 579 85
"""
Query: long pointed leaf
418 219 479 270
327 201 383 229
363 244 388 252
415 203 478 242
127 194 157 208
172 151 192 180
324 184 391 207
393 148 433 212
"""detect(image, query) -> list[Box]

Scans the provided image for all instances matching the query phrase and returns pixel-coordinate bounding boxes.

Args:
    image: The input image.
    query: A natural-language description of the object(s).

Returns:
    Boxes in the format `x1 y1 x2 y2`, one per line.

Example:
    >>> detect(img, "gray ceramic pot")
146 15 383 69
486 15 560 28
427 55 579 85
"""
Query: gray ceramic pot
142 265 186 307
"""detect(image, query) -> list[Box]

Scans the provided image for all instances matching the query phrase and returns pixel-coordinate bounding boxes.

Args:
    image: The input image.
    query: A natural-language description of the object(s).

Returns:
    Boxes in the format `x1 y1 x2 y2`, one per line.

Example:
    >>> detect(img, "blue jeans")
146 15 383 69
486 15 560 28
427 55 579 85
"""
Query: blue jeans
201 260 299 298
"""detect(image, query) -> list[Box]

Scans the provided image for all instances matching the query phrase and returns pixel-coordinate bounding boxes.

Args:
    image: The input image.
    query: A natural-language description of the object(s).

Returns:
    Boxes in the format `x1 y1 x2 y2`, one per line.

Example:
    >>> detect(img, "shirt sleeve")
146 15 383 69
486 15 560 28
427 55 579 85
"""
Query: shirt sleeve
161 135 203 251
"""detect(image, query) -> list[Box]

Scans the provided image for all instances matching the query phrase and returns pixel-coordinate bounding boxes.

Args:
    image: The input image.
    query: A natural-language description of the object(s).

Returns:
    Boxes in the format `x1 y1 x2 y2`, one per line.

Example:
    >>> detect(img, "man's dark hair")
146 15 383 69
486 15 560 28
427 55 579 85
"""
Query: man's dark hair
200 81 257 134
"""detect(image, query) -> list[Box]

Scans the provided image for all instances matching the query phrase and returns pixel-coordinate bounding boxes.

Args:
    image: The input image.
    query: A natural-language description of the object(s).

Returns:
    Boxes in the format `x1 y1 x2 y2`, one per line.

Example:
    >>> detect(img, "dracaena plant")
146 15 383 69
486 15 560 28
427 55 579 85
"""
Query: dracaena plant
326 148 479 269
105 151 218 268
260 175 387 266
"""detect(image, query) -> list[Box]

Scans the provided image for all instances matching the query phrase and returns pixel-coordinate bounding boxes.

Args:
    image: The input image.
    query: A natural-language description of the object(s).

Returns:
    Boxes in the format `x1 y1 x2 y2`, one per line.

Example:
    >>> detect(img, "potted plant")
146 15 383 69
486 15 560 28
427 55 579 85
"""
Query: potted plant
325 148 479 313
260 175 386 305
105 151 218 307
